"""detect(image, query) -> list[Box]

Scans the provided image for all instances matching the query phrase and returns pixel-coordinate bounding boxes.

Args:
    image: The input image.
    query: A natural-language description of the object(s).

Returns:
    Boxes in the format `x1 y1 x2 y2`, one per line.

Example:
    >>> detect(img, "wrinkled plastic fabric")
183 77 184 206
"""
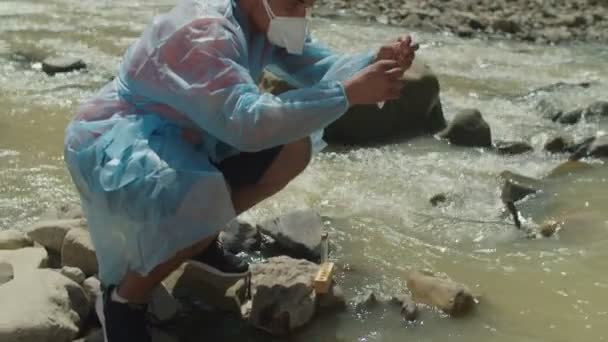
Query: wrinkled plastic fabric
64 0 374 285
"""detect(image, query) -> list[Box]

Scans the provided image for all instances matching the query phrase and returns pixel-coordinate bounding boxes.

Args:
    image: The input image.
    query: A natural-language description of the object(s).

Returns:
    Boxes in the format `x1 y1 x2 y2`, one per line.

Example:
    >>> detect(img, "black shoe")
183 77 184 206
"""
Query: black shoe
96 285 151 342
190 238 250 277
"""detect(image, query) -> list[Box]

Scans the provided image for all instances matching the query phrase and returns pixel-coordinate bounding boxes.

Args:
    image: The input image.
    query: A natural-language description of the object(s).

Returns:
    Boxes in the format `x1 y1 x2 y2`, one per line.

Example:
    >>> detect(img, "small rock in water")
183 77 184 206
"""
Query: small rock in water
0 262 13 285
406 271 476 317
544 136 572 154
42 56 86 75
437 109 492 148
494 140 534 155
588 134 608 158
558 108 584 125
539 221 561 238
430 193 448 207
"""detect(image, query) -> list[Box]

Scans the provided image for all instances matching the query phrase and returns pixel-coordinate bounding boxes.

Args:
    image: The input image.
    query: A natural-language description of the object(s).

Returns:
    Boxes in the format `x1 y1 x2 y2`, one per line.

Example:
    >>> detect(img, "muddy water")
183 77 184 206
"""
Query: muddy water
1 1 607 341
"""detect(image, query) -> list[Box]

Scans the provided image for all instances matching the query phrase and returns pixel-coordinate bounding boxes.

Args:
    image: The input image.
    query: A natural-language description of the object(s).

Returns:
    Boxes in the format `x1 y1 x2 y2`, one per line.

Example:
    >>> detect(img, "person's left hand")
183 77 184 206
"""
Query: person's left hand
375 35 418 70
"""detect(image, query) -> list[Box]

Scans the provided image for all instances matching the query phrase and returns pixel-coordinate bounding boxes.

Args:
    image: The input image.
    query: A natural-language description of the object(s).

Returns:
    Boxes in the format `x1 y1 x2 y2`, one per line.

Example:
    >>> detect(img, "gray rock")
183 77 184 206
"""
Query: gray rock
0 262 13 285
27 219 85 253
248 256 319 335
164 262 248 314
59 266 86 285
148 284 182 323
500 171 543 204
258 210 324 262
219 219 261 254
547 161 594 178
0 269 89 342
74 328 178 342
406 271 475 317
494 140 534 155
61 229 98 276
0 229 33 250
438 109 492 147
42 57 86 75
0 247 49 278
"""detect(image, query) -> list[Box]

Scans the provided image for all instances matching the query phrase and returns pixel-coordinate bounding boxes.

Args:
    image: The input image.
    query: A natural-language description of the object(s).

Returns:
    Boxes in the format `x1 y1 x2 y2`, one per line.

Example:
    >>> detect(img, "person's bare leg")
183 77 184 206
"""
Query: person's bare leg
231 137 311 214
116 137 312 302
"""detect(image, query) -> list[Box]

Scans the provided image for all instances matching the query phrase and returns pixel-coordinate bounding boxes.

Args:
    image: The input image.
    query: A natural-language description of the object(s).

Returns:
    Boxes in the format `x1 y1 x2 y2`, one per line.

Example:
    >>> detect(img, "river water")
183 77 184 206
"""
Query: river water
1 1 607 341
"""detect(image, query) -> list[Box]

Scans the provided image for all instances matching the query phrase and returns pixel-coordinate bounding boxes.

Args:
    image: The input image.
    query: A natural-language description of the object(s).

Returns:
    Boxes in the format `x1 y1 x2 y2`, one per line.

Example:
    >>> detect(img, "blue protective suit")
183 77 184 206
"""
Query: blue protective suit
64 0 374 285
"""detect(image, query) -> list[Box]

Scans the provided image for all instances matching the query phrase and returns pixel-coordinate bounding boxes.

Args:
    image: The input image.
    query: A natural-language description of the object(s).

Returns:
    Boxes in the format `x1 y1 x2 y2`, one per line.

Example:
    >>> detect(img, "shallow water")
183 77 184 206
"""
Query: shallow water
1 1 607 341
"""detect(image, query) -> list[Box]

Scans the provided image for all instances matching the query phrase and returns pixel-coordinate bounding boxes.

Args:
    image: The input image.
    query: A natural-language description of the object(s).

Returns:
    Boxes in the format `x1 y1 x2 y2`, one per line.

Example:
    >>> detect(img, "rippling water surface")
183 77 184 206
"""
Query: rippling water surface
1 1 607 341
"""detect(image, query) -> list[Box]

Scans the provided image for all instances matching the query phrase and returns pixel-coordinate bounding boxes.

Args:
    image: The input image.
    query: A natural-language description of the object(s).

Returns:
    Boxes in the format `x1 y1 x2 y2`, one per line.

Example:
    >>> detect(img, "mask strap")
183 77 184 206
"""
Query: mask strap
262 0 275 20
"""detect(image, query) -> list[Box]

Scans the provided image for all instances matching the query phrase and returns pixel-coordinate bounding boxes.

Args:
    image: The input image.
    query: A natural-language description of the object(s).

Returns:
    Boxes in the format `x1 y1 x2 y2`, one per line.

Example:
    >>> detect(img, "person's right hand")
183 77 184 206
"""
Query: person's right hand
343 60 404 106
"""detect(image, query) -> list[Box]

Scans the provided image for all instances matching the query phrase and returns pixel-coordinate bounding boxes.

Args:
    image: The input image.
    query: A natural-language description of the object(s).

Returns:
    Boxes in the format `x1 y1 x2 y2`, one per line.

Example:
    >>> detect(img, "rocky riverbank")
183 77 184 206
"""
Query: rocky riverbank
313 0 608 44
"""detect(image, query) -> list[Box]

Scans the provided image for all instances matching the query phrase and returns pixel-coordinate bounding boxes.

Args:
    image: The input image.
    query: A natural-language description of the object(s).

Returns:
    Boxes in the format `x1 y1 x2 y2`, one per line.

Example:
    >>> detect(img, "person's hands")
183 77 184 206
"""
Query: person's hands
375 35 418 70
343 60 404 106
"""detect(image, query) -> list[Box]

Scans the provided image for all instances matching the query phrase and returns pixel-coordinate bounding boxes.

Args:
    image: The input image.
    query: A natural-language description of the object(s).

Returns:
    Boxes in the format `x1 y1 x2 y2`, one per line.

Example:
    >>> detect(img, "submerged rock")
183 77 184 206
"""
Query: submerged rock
588 134 608 158
430 193 448 207
0 269 89 342
406 271 476 317
61 228 98 276
539 221 561 238
42 56 86 75
0 262 13 285
547 161 594 178
258 209 324 262
494 140 534 155
438 109 492 147
0 229 33 250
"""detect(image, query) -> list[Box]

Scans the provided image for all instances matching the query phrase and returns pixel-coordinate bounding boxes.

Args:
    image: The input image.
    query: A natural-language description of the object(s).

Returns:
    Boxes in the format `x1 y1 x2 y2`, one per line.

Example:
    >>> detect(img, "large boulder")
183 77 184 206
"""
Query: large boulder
61 228 98 276
438 109 492 147
0 269 89 342
325 59 446 144
260 59 446 145
26 219 85 253
247 256 344 335
0 229 33 250
248 257 316 335
0 247 49 278
59 266 86 285
257 210 324 262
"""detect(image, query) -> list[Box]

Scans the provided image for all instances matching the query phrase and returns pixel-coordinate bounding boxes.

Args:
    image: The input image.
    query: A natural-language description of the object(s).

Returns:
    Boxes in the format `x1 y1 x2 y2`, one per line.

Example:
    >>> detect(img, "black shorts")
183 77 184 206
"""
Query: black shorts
214 146 284 189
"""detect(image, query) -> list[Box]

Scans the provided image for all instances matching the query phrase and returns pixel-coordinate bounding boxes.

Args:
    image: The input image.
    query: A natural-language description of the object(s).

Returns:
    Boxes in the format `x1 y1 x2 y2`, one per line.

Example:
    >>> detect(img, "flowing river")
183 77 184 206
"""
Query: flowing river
1 1 607 341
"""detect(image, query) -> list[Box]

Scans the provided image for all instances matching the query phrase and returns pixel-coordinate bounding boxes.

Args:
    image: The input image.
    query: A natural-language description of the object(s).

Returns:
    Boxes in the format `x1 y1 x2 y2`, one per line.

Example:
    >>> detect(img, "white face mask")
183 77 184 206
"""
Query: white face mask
262 0 309 55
